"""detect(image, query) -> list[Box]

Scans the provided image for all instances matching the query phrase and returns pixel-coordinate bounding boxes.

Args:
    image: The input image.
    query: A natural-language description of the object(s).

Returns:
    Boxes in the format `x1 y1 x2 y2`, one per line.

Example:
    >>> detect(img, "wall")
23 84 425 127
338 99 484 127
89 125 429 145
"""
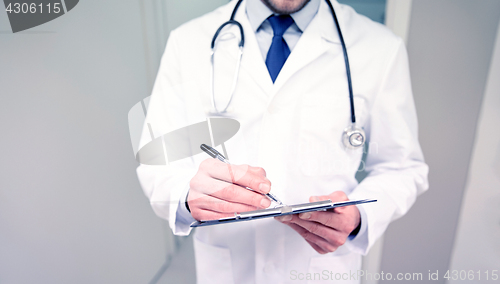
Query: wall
338 0 386 24
448 17 500 282
140 0 229 88
380 1 500 283
0 1 167 283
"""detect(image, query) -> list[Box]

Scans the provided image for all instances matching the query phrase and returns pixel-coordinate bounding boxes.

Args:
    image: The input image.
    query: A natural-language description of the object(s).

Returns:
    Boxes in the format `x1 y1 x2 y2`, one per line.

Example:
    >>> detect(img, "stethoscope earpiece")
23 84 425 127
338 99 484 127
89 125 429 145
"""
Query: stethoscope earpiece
342 124 365 149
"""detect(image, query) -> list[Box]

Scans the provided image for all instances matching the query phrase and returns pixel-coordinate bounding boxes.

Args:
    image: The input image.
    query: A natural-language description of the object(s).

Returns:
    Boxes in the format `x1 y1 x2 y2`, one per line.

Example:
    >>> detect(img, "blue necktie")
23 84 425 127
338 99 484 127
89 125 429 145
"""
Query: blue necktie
265 15 294 83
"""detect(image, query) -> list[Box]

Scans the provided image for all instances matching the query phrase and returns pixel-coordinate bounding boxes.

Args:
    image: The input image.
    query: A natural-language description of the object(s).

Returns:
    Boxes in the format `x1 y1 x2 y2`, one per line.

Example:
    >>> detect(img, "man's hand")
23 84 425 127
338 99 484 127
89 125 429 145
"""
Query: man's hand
275 191 360 254
188 158 272 221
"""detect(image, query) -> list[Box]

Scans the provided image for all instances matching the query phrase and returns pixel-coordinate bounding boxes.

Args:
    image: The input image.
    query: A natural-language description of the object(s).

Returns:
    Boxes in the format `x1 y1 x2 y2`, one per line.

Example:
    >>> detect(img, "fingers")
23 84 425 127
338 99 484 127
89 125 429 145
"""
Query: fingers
209 177 271 208
192 209 236 221
200 159 271 194
286 223 329 254
191 174 271 209
310 191 348 203
298 202 360 234
192 194 259 212
277 217 341 253
188 160 274 221
297 211 343 231
292 215 345 247
306 240 329 255
310 191 350 214
189 195 260 221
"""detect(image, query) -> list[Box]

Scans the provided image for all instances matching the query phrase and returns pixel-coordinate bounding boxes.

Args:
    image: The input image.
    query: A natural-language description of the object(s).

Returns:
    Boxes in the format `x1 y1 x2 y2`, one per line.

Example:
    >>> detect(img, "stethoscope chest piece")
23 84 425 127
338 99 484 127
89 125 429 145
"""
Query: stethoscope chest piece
342 124 365 149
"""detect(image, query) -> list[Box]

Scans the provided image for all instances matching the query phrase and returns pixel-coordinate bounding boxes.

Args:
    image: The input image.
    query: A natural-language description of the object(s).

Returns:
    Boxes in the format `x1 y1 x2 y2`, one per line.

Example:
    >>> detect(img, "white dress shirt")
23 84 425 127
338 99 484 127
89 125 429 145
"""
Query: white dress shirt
246 0 321 59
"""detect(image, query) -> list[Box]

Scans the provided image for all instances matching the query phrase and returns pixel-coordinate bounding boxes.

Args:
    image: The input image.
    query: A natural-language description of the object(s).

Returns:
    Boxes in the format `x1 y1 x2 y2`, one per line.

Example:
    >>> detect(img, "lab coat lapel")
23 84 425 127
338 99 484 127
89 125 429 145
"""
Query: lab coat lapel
216 0 346 96
272 0 342 91
232 0 274 95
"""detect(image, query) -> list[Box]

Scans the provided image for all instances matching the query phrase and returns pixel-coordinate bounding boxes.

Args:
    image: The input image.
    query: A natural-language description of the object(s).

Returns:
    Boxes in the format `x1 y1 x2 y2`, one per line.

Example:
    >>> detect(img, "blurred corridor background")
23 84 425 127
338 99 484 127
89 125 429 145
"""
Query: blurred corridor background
1 0 499 283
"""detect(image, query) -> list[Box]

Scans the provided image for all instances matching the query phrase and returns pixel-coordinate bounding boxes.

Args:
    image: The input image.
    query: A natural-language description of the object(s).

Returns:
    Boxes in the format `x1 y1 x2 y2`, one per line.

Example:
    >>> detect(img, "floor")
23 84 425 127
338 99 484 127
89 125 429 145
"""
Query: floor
157 233 197 284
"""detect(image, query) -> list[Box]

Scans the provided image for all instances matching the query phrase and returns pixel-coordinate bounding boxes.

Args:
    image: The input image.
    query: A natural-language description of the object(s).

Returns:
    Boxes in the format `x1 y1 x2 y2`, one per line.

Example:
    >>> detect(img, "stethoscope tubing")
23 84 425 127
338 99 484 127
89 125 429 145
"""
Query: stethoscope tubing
210 0 365 149
210 46 243 113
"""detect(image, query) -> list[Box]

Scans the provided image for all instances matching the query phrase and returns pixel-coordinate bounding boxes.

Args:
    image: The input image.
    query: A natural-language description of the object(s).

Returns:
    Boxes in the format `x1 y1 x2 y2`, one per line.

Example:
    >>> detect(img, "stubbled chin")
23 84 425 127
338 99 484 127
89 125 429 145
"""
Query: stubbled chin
261 0 310 14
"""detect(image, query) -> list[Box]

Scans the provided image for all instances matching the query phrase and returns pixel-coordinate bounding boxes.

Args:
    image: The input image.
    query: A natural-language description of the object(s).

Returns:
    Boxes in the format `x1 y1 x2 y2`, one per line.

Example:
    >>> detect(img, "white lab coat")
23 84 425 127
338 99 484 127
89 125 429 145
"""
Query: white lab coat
137 0 429 283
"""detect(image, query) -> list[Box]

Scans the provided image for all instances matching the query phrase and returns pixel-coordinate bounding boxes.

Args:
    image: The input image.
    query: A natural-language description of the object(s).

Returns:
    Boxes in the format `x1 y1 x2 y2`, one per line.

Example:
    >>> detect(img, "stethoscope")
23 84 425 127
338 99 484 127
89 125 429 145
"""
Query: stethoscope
210 0 365 150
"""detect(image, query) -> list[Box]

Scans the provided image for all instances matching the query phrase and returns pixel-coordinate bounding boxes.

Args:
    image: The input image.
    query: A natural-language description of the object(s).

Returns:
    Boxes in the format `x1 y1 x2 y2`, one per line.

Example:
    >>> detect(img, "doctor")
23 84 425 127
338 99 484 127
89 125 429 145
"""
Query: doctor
137 0 429 283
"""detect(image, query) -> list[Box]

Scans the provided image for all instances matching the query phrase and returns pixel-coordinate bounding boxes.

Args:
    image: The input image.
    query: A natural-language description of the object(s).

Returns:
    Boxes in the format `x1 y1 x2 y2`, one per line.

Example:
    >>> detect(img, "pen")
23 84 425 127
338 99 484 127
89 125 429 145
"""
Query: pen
200 144 284 206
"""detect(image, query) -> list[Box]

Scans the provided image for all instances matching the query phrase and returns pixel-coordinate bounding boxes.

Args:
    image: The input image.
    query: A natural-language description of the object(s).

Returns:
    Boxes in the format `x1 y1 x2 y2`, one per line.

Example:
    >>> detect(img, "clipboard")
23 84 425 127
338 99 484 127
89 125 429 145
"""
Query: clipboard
190 199 377 227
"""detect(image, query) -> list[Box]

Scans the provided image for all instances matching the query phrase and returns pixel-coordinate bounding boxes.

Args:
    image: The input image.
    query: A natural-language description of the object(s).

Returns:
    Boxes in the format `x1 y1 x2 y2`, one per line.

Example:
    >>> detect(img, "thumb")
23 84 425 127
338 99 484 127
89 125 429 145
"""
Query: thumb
333 205 347 214
309 194 348 213
309 195 331 203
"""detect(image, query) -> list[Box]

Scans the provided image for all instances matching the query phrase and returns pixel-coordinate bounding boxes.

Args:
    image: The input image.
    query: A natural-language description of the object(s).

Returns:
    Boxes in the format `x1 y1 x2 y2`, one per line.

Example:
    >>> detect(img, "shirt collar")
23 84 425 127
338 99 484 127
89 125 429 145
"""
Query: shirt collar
246 0 321 33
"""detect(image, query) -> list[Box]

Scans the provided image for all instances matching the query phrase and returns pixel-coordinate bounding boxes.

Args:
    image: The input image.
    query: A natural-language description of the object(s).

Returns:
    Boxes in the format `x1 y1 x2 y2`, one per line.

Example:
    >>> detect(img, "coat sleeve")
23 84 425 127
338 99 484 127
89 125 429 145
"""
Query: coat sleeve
345 38 429 254
136 29 196 236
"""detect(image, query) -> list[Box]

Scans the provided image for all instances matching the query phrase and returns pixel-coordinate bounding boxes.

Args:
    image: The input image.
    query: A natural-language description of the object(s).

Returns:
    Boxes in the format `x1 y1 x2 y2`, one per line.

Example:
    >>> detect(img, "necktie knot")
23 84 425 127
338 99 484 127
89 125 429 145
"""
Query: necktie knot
268 15 294 37
265 15 294 83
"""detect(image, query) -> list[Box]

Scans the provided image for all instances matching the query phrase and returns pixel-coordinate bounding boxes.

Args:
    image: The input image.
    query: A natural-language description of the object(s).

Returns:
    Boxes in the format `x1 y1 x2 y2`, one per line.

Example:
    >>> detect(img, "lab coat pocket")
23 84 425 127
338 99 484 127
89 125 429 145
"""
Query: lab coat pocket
193 236 234 284
307 253 362 284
